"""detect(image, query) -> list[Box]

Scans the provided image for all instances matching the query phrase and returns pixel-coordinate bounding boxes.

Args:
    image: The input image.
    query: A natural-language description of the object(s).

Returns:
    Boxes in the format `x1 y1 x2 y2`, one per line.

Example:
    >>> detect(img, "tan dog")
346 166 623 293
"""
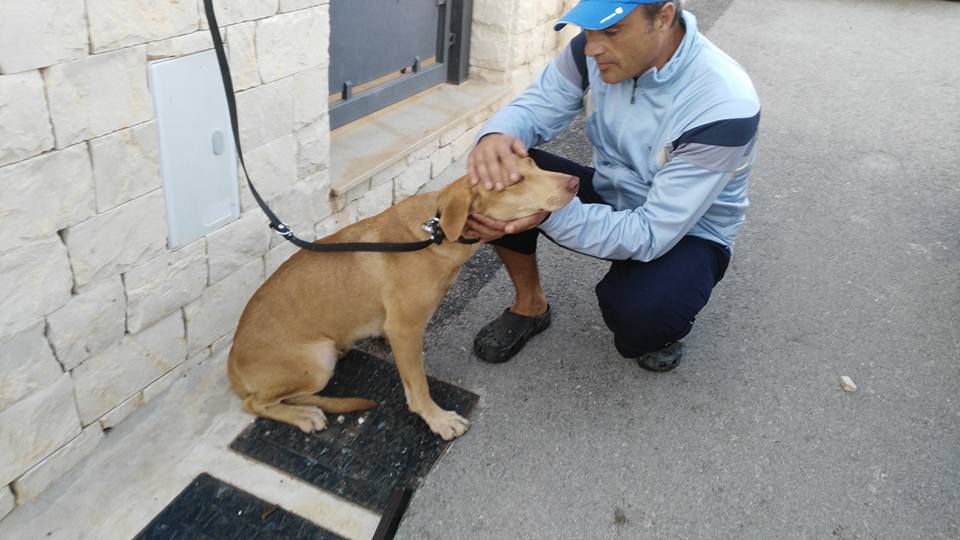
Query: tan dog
227 157 578 440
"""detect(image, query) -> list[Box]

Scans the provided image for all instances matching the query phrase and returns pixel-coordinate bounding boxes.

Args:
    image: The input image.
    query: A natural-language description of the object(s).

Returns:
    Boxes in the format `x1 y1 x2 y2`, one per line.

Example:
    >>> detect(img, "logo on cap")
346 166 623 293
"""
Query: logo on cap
599 6 624 25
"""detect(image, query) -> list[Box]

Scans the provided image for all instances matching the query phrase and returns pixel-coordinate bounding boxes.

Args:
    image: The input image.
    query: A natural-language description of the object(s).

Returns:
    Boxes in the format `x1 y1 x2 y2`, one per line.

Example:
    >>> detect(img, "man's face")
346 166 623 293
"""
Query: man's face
583 4 676 84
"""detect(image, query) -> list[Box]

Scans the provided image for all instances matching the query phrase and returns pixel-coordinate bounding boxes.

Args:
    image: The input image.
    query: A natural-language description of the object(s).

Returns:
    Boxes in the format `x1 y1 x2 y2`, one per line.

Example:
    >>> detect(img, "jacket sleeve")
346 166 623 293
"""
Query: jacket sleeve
539 112 760 261
476 38 588 147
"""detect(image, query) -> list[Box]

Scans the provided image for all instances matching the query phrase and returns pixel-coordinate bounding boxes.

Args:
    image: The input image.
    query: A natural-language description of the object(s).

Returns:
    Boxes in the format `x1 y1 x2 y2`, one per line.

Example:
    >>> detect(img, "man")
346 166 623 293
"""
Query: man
464 0 760 371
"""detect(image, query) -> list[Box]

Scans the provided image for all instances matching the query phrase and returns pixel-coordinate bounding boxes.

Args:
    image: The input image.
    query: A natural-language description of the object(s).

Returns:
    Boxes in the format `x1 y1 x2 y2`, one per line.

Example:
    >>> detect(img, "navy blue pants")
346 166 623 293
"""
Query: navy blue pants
492 148 731 357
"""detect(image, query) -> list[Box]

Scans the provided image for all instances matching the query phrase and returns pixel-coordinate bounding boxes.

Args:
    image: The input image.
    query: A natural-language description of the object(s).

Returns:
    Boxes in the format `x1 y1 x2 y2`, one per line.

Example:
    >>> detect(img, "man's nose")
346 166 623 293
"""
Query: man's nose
566 175 580 194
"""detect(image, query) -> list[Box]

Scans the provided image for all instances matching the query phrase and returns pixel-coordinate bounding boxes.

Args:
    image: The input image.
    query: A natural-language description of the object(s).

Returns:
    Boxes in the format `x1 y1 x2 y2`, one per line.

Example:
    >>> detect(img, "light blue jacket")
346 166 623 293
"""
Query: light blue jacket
478 11 760 261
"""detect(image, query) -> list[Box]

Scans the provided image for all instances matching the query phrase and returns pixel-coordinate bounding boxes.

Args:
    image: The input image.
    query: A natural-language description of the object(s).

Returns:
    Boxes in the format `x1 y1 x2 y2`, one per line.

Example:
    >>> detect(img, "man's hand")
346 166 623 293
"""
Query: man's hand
468 133 529 191
464 211 550 243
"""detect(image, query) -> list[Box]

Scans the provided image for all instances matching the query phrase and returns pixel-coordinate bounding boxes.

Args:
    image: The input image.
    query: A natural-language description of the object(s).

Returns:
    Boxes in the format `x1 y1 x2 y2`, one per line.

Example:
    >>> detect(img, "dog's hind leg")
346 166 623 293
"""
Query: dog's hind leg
241 339 341 433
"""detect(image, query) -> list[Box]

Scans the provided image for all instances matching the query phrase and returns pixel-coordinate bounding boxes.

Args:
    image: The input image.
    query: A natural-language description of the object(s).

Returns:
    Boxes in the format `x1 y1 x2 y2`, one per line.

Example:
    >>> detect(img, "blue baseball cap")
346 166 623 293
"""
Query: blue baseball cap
554 0 664 31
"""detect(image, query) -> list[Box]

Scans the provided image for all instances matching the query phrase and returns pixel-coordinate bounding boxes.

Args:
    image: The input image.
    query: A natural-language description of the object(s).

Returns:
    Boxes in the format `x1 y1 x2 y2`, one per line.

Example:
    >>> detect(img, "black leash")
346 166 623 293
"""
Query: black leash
202 0 474 252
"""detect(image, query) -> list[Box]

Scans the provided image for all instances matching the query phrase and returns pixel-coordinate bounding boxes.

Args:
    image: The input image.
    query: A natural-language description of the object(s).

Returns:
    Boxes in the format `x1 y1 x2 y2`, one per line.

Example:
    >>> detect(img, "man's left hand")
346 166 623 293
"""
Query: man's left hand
464 211 549 243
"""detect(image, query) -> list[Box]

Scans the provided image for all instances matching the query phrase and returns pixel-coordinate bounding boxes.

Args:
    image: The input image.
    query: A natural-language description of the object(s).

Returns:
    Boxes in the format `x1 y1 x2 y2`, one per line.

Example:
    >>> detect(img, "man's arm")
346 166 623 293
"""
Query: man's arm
539 112 760 261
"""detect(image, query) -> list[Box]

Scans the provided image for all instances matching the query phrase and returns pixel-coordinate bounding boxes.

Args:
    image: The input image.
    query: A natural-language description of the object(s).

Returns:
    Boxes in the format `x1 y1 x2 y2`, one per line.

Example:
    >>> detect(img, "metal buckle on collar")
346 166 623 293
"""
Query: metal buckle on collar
422 216 444 244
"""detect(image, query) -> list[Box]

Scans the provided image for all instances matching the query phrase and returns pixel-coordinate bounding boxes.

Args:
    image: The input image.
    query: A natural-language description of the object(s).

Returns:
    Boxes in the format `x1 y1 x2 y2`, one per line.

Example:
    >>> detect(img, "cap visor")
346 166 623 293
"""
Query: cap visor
554 2 635 31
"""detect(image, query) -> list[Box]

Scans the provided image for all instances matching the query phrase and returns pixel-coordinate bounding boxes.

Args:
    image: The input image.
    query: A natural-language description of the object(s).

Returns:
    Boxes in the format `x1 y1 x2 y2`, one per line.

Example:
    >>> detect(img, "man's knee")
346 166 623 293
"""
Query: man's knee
596 280 696 357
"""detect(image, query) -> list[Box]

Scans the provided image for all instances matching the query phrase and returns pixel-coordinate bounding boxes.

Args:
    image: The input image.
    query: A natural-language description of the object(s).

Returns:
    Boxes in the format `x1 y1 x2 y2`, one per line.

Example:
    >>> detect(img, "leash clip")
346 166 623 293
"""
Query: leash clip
272 222 294 238
422 216 444 244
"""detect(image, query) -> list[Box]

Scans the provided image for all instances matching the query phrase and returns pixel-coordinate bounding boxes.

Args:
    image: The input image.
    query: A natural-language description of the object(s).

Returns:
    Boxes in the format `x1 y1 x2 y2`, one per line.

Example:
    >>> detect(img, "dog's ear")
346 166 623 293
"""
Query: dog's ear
437 180 473 241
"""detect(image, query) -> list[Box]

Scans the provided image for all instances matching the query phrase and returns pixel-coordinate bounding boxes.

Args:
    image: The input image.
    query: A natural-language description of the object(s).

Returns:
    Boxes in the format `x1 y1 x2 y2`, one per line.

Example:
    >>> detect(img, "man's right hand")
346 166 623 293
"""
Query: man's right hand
467 133 529 191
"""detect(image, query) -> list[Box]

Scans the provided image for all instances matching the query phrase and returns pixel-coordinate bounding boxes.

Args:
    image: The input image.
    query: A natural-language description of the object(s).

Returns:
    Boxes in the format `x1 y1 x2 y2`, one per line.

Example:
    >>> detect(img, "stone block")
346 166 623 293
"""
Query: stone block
142 361 188 403
184 259 264 354
147 31 214 60
304 158 332 200
63 190 167 288
0 322 62 413
472 0 515 27
0 237 73 337
470 24 513 70
522 25 549 61
0 144 95 253
279 0 324 12
97 391 144 430
264 241 298 277
0 374 82 487
0 485 12 521
88 121 162 212
46 277 126 372
236 77 294 150
72 312 186 425
430 144 454 179
209 333 234 357
296 119 330 179
293 67 327 130
256 7 328 83
266 177 330 248
542 24 560 56
469 65 510 86
87 0 198 53
207 211 271 284
124 239 208 333
44 46 153 149
0 0 87 74
0 71 54 166
371 160 406 189
202 0 278 27
406 139 441 165
12 425 103 504
356 181 394 221
225 22 260 91
394 157 432 200
243 134 298 202
440 123 468 148
451 125 481 162
341 178 371 204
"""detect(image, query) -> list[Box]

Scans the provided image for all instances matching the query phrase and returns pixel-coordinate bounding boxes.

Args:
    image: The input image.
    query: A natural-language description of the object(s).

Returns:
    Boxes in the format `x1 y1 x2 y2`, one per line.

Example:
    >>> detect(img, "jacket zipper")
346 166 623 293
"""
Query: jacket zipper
630 76 638 104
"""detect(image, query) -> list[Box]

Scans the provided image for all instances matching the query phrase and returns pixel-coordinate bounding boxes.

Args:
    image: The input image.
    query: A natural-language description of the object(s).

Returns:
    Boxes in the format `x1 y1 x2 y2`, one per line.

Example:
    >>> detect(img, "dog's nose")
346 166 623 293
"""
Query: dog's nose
566 175 579 194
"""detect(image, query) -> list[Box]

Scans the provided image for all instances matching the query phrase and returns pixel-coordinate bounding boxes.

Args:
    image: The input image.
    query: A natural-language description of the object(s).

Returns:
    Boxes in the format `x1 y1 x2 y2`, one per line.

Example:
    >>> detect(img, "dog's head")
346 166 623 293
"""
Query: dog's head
437 157 579 240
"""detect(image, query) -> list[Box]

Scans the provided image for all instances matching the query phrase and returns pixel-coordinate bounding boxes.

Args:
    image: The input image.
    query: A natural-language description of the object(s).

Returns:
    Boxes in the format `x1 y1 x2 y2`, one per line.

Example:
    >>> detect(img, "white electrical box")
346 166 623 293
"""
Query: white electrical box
148 50 240 249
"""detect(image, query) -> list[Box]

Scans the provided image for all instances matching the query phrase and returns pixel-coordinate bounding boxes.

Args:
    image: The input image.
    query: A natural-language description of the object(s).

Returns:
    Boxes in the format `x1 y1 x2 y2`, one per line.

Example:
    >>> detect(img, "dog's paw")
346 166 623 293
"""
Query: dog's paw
293 407 328 433
425 409 470 440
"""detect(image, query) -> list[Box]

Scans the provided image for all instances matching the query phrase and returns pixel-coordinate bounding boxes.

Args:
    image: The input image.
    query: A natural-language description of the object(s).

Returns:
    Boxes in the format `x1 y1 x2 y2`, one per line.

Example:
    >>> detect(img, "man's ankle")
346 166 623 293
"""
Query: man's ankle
510 296 549 317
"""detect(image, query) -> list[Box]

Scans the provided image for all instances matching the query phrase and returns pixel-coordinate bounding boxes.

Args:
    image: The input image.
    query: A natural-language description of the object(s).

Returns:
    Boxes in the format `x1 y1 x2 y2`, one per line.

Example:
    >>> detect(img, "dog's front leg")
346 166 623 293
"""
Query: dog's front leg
385 321 469 440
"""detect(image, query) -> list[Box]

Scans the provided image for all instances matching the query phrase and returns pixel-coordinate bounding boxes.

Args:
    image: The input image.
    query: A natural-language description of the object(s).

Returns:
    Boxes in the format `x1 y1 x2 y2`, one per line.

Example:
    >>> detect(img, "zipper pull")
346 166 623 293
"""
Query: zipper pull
630 77 638 104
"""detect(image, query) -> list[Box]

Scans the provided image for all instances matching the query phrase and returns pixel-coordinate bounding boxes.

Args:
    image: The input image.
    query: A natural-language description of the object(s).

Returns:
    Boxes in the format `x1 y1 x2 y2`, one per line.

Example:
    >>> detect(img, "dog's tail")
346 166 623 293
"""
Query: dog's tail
311 396 378 413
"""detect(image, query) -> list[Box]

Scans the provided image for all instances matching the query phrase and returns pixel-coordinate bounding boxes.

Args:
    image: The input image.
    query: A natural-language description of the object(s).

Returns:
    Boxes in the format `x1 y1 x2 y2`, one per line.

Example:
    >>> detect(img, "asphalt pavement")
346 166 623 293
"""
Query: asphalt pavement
397 1 960 538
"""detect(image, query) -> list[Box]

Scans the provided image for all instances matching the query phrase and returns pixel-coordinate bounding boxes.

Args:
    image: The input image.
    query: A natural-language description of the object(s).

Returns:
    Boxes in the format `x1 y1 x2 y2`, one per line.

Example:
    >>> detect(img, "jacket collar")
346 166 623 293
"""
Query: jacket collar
634 10 701 89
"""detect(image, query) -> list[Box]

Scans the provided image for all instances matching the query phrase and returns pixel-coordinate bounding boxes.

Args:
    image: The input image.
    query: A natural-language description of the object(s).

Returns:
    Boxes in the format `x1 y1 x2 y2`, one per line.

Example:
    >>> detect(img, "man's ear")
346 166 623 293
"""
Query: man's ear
658 2 676 30
437 180 474 240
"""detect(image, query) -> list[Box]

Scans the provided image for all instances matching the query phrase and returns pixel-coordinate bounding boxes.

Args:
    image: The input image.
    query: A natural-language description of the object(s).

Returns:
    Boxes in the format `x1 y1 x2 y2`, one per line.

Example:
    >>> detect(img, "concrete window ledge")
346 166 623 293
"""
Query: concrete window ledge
328 80 510 222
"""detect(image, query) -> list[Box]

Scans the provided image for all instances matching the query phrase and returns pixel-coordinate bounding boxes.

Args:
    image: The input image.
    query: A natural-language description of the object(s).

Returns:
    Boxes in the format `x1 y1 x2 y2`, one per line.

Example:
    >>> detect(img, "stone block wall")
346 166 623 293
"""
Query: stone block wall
470 0 581 94
0 0 332 516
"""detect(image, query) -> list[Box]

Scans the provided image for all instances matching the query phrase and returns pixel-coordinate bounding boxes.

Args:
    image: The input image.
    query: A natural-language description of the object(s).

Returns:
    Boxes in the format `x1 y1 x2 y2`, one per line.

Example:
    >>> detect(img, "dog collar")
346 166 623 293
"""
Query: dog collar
424 211 480 246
